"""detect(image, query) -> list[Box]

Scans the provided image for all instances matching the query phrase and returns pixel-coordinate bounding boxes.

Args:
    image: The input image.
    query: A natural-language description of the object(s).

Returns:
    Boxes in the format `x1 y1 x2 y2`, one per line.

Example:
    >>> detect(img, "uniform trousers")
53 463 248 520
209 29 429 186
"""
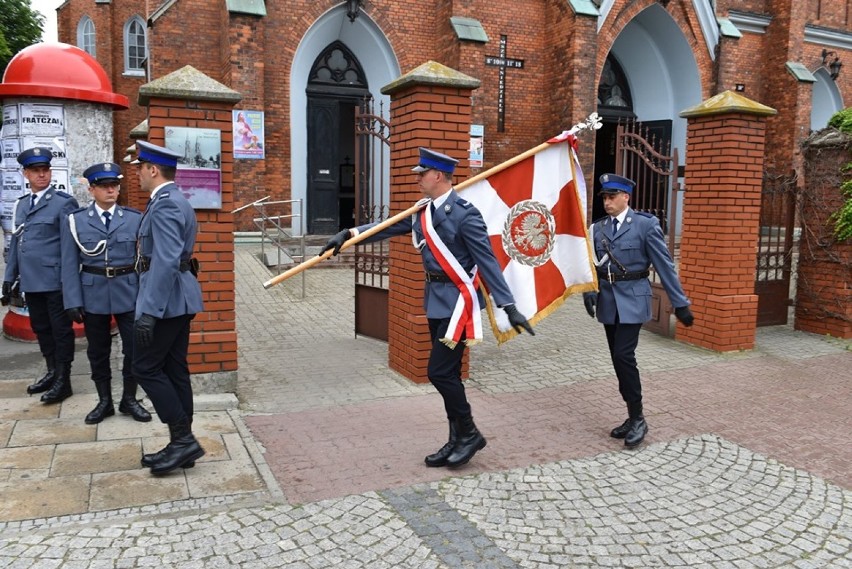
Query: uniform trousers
83 311 134 384
25 291 75 365
427 318 471 418
603 314 643 404
132 314 194 424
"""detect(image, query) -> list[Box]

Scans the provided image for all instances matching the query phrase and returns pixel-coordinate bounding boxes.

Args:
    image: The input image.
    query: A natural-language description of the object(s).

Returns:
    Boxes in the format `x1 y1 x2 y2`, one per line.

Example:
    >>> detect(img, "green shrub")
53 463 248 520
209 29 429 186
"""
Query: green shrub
827 108 852 240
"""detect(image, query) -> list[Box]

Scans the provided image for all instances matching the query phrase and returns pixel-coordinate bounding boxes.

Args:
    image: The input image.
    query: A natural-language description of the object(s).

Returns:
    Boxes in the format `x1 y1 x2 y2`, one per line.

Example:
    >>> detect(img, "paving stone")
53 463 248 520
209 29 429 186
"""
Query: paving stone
51 440 142 476
8 419 96 447
0 474 90 521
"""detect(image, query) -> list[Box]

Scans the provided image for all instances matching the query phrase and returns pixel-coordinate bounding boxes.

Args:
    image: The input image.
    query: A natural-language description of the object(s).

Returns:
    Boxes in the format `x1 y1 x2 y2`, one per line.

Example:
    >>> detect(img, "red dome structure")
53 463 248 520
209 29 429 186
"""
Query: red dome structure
0 42 129 108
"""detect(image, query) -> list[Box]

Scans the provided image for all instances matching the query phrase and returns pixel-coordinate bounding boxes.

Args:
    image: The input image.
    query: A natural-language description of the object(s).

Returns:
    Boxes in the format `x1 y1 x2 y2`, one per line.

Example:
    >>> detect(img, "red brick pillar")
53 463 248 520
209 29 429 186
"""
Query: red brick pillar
678 91 777 351
795 129 852 338
133 66 242 392
380 61 480 383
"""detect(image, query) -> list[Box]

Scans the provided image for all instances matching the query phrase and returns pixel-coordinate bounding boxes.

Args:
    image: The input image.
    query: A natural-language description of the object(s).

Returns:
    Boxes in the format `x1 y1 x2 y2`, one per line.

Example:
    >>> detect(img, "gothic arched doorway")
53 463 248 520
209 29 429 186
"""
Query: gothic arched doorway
306 41 370 234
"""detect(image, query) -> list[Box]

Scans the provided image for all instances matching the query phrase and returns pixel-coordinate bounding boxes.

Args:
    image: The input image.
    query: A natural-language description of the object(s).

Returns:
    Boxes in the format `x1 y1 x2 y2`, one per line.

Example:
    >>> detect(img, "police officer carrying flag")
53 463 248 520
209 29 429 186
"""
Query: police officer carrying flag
60 162 152 424
322 148 534 468
2 147 79 403
583 173 694 448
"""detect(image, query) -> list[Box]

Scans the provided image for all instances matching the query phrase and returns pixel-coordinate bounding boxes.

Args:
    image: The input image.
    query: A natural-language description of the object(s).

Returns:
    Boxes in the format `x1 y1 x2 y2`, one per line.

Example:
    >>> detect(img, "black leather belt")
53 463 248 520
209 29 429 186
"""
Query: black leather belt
138 257 196 273
81 264 136 278
425 271 453 283
597 269 650 283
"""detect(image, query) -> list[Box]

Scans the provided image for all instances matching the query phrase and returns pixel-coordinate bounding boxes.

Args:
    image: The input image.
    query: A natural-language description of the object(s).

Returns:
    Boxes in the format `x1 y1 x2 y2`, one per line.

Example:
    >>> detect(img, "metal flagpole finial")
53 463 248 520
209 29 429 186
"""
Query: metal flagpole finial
567 112 603 137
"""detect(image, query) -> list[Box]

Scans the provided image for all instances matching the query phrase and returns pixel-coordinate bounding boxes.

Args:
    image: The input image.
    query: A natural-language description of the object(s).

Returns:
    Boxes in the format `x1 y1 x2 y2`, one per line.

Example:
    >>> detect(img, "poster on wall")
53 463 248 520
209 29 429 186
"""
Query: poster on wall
1 105 19 138
18 103 65 137
469 124 484 168
164 126 222 209
1 138 21 169
232 110 265 159
21 136 68 168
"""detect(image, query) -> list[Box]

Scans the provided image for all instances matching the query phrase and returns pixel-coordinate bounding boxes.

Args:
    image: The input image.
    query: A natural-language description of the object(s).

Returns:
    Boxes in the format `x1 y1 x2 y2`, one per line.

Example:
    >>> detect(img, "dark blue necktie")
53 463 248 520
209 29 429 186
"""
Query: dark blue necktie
103 211 111 230
30 194 37 210
612 218 619 236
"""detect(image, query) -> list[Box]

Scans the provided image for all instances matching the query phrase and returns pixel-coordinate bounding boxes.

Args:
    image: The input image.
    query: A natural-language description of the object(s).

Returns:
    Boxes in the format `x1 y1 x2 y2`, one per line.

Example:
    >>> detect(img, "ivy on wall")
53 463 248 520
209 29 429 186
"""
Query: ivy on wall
827 109 852 241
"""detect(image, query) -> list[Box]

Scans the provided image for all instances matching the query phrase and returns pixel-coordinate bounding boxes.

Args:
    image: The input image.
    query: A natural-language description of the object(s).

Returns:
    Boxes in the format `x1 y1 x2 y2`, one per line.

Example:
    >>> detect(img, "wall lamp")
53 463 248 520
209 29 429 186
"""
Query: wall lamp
822 49 843 80
345 0 363 22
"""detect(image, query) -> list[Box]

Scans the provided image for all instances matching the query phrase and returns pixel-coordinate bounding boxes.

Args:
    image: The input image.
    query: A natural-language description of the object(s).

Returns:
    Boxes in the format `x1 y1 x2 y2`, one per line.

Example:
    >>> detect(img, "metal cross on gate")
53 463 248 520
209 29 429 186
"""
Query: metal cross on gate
485 35 525 132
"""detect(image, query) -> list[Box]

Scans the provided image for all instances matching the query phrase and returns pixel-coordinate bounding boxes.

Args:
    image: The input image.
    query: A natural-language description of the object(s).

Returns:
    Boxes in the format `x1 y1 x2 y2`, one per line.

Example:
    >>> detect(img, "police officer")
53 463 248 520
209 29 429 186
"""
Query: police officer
583 174 694 448
2 147 79 403
132 140 205 475
60 162 152 424
322 148 534 468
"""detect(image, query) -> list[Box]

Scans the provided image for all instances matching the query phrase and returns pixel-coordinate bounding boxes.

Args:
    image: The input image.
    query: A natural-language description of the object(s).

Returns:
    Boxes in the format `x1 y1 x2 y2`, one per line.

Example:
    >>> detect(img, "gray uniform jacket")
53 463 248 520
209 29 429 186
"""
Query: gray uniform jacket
4 189 79 293
60 204 141 315
356 190 515 319
591 207 689 325
135 183 203 320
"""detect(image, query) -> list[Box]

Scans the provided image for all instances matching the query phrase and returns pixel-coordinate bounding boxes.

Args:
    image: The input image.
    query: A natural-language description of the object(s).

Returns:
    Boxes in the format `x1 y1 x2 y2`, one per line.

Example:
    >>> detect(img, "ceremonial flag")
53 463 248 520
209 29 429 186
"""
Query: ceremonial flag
460 133 597 344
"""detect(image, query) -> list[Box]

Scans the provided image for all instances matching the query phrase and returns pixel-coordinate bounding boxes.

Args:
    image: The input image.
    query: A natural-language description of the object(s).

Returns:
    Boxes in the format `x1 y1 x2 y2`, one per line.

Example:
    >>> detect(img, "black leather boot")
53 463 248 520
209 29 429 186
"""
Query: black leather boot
27 357 56 395
624 400 648 448
41 362 72 404
141 422 196 469
118 380 152 422
446 415 486 468
85 382 115 424
148 420 204 475
424 419 458 467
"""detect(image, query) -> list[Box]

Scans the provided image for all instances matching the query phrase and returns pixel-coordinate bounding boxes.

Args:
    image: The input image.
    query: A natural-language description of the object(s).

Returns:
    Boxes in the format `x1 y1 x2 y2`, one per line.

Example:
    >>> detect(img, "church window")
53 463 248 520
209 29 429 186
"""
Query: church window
307 41 368 95
77 16 95 57
123 16 147 76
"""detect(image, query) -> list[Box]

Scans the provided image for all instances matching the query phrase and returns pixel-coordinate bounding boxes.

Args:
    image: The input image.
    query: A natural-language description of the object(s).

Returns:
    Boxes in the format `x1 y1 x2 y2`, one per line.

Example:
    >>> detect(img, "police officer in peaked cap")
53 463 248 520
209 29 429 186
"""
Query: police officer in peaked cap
132 140 205 475
2 147 79 403
60 162 152 424
583 173 694 448
322 147 534 468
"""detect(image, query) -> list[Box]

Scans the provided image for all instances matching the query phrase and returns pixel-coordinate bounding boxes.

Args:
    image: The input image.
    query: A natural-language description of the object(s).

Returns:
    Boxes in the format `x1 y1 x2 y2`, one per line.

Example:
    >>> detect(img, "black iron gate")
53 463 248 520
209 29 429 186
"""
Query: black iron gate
615 119 681 337
756 171 798 326
353 99 391 341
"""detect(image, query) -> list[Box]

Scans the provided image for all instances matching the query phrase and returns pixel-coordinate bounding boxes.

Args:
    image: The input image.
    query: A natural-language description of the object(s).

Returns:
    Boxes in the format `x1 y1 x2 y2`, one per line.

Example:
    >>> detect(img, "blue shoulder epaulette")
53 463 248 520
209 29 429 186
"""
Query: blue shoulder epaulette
592 216 608 225
457 198 472 209
634 211 654 218
120 206 142 215
70 206 88 215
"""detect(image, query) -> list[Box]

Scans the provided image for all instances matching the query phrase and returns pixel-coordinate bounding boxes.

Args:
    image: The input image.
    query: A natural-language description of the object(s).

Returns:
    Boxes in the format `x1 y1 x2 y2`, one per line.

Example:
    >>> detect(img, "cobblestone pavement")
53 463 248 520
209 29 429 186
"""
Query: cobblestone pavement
0 244 850 568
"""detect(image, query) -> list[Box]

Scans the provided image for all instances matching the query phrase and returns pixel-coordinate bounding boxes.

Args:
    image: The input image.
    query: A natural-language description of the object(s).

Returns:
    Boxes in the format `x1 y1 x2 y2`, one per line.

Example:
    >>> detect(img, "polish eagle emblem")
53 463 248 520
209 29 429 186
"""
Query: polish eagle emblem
502 200 555 267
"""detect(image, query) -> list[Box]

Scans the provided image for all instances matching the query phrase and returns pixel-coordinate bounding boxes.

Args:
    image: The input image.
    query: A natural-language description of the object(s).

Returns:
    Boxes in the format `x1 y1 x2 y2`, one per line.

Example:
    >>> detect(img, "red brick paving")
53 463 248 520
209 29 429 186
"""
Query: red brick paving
246 352 851 504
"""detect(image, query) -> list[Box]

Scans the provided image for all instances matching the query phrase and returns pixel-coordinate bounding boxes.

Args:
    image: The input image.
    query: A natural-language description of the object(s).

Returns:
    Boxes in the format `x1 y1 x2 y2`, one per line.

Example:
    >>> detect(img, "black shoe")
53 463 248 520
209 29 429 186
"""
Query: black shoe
119 397 152 422
141 449 195 468
149 420 205 475
27 361 56 395
424 419 458 467
610 418 631 439
85 399 115 424
41 363 72 404
446 416 487 468
624 417 648 448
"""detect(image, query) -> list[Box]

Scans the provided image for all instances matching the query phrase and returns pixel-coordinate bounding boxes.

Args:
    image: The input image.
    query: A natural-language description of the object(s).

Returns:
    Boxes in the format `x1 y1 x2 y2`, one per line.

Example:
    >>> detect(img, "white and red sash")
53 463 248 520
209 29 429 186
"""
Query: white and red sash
420 203 483 348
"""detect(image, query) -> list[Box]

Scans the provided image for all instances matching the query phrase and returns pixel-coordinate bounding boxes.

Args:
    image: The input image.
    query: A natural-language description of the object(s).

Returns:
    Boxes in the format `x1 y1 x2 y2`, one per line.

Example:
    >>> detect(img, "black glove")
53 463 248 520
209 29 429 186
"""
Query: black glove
134 314 158 349
504 304 535 336
583 292 597 318
320 229 351 256
66 307 85 323
0 281 11 306
675 306 694 327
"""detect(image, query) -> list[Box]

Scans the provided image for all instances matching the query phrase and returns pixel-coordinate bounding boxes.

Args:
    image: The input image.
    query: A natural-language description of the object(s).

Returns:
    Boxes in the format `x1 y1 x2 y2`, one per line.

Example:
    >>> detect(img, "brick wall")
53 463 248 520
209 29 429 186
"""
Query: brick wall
383 71 476 383
140 94 239 383
795 131 852 338
678 100 773 352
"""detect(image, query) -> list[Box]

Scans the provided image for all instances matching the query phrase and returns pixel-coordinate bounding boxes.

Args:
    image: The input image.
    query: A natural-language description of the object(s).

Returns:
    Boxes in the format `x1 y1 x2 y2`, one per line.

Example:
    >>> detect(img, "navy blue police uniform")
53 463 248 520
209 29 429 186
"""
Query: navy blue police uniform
3 147 79 403
60 162 152 424
323 148 533 469
584 173 693 448
131 140 205 474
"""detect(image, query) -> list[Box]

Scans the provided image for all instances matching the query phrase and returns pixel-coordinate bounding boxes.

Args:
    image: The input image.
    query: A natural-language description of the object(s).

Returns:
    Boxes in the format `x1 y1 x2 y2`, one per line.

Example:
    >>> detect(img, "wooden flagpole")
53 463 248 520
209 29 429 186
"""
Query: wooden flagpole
262 116 601 289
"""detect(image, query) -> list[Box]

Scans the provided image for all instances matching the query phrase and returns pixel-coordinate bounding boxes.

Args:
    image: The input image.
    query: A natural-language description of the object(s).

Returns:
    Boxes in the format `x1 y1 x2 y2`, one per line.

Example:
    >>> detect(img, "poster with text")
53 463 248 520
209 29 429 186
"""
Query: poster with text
164 126 222 209
469 124 484 168
18 103 65 137
1 138 21 169
21 136 68 168
1 105 19 138
233 110 265 159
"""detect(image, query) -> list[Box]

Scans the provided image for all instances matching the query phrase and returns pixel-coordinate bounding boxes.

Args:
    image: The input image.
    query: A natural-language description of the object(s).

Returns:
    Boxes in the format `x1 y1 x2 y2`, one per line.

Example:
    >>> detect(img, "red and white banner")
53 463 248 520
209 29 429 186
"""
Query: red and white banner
460 134 596 344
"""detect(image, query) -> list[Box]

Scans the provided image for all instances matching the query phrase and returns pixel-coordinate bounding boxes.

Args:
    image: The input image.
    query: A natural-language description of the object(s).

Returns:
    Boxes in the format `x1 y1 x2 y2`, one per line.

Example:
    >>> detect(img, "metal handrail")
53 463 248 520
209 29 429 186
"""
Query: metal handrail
233 196 305 298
